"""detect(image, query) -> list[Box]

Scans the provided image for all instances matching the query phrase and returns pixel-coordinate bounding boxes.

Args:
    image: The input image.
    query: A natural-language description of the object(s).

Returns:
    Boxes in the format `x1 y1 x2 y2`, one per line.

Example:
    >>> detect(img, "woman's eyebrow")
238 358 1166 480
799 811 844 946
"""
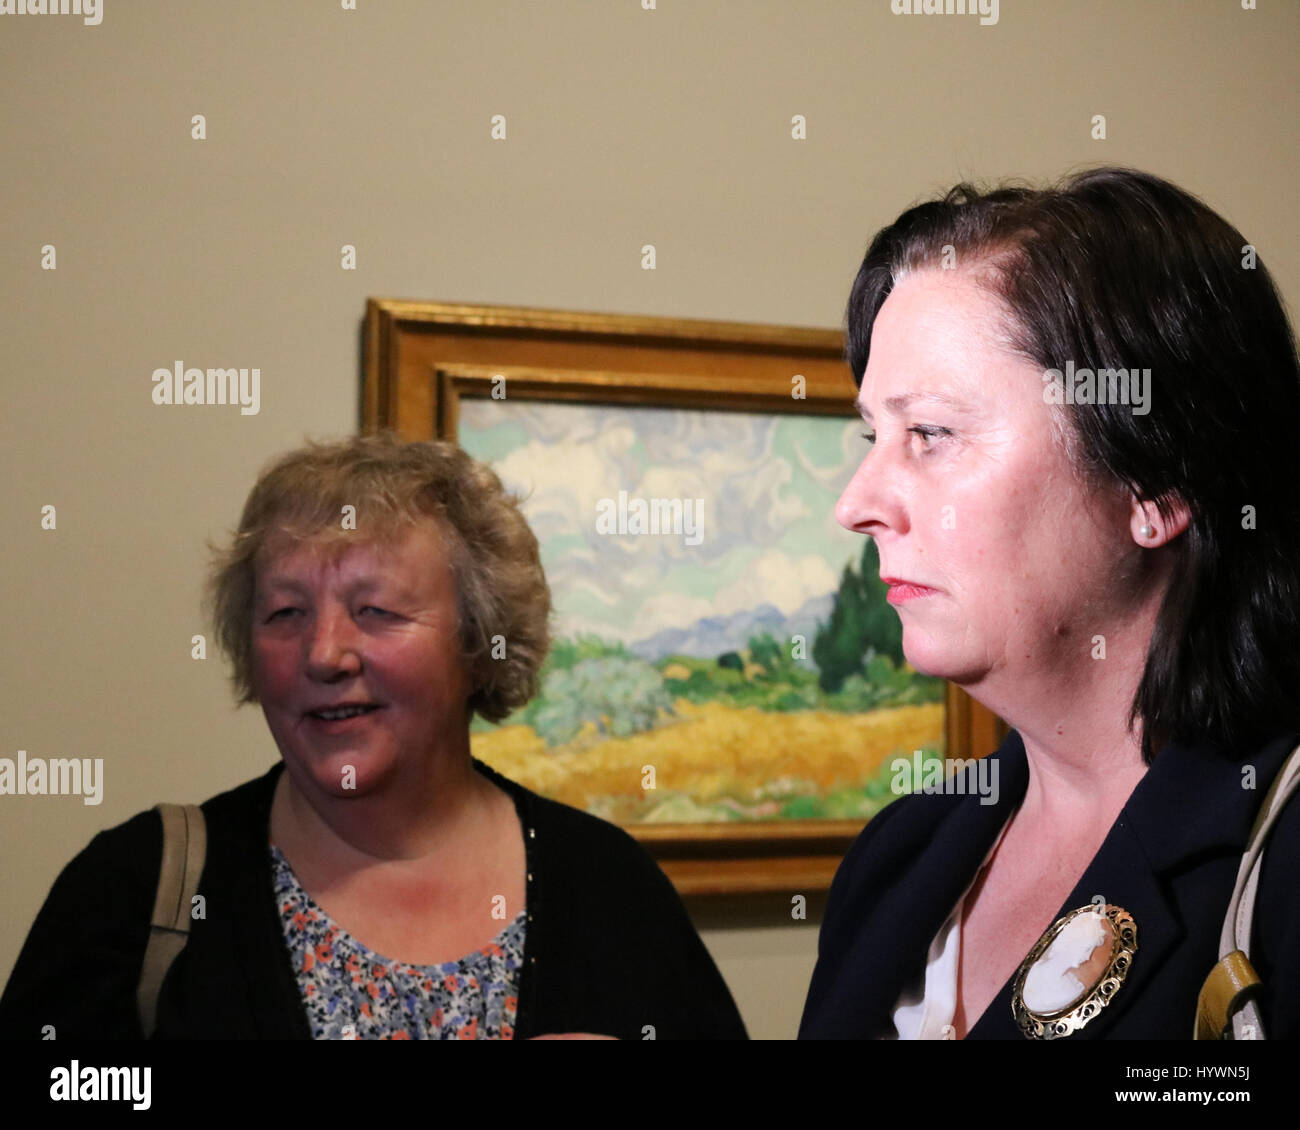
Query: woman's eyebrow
257 577 308 596
856 392 976 421
256 577 395 598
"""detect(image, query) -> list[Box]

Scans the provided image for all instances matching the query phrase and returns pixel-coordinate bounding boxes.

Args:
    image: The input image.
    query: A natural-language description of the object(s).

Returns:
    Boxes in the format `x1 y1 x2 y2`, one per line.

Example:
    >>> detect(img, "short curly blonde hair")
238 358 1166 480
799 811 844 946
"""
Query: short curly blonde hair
204 431 551 723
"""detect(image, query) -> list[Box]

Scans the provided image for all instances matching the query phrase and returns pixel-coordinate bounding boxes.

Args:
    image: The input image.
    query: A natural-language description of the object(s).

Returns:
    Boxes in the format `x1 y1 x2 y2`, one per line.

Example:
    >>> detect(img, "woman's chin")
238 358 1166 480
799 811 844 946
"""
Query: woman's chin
899 640 942 678
901 641 978 683
284 748 394 798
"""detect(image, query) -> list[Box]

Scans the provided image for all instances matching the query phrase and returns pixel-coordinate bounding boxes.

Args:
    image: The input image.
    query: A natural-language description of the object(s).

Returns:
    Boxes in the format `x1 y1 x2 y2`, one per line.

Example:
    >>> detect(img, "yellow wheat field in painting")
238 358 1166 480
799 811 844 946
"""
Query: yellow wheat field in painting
472 699 944 822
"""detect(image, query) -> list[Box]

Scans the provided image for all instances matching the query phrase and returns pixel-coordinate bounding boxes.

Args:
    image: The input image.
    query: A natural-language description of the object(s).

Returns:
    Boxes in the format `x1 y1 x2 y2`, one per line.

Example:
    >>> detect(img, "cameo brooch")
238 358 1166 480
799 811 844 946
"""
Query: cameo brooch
1010 903 1137 1039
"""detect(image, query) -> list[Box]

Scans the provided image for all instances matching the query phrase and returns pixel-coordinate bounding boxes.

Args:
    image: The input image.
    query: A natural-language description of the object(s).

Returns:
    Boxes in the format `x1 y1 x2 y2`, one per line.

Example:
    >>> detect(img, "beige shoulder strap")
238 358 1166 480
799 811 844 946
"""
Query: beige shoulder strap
1195 742 1300 1040
137 803 206 1039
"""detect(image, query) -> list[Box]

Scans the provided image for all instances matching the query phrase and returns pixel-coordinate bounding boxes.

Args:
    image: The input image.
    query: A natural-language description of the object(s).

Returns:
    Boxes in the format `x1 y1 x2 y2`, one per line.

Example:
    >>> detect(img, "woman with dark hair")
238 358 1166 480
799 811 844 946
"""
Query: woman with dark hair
800 167 1300 1040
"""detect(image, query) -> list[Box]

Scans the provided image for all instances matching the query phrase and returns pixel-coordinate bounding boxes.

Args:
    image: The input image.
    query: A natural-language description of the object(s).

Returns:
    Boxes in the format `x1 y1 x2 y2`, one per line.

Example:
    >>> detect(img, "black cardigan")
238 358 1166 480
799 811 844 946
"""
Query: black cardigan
800 726 1300 1039
0 760 747 1041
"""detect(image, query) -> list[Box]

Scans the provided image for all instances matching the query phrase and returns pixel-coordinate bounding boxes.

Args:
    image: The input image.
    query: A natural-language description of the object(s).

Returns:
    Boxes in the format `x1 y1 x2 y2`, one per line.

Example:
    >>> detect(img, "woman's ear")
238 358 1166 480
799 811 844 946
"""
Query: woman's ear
1129 493 1191 547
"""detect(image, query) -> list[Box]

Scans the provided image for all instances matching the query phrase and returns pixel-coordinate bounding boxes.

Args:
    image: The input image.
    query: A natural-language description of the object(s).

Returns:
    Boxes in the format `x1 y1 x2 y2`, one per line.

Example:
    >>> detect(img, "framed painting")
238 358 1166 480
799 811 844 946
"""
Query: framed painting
363 300 1008 893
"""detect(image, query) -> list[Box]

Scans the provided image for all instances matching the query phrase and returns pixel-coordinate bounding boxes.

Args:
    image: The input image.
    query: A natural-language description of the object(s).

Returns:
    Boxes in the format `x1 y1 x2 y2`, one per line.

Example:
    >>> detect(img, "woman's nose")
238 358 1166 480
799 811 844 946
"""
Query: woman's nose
836 454 889 534
304 606 361 676
834 486 860 531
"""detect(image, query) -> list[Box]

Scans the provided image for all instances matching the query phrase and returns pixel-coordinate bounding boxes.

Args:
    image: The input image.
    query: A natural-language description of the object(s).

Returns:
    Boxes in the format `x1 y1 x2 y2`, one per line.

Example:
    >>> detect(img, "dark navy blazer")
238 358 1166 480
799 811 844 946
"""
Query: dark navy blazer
800 726 1300 1040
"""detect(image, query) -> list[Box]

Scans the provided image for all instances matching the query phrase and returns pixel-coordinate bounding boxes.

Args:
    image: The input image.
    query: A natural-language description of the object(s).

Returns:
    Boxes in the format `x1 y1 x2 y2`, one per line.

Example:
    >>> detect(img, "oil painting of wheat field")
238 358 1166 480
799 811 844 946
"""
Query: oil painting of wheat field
460 397 945 826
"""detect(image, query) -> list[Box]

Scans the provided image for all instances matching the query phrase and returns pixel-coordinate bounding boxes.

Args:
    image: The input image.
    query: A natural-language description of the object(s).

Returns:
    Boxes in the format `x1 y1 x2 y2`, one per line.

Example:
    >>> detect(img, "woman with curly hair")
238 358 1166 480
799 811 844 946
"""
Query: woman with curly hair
1 432 745 1041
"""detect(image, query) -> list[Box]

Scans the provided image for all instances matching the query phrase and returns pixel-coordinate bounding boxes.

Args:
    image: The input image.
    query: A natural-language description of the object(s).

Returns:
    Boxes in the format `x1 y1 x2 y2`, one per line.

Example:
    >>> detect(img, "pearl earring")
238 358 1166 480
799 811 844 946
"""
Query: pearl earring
1139 524 1155 539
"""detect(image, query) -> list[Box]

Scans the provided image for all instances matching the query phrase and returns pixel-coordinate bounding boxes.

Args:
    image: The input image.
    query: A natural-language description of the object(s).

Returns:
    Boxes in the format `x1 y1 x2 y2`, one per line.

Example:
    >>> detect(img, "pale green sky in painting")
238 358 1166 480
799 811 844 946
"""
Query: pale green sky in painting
459 399 866 645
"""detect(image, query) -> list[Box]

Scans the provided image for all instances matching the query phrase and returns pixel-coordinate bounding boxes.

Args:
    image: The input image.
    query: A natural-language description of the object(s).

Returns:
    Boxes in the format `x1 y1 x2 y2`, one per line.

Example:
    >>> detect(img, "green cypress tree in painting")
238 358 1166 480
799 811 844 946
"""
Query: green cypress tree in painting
857 537 904 669
813 538 904 692
813 561 868 693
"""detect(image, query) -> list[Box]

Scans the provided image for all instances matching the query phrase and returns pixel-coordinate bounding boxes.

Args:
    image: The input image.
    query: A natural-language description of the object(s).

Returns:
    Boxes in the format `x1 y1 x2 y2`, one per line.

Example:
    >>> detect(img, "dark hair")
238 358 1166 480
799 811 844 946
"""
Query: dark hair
844 166 1300 763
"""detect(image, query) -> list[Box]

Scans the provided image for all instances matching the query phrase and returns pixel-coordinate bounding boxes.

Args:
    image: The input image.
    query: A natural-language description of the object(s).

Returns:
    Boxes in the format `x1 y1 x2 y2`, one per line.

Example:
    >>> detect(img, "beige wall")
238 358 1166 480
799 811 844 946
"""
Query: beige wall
2 0 1296 1040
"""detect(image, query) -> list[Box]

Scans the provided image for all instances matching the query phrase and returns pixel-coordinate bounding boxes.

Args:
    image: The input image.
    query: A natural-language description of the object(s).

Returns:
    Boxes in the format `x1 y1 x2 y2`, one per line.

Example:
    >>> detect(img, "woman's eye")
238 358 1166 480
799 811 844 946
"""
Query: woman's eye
859 426 950 447
264 606 390 622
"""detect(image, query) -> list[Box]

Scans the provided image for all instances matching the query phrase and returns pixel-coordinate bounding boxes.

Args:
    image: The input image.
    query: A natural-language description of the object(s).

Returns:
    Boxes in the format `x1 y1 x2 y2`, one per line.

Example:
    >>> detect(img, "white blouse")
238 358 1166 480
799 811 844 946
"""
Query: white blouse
885 809 1017 1040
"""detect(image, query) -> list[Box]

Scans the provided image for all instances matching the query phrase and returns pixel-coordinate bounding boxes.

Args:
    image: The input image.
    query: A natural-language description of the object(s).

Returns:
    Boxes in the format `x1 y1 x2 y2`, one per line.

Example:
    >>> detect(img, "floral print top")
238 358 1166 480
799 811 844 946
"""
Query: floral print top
271 843 526 1040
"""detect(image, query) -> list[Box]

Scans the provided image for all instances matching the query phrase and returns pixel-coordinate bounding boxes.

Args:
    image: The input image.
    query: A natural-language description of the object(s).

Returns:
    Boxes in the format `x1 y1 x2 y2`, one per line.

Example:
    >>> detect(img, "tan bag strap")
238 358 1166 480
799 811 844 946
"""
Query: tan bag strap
137 803 206 1039
1195 741 1300 1040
